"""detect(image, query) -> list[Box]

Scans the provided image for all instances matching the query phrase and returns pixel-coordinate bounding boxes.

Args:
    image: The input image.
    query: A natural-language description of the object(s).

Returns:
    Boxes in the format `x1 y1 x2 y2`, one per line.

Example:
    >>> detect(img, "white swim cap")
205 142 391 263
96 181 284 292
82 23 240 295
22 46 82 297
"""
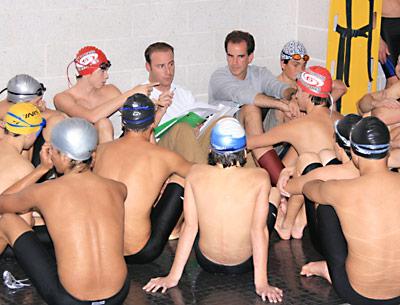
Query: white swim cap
210 118 246 153
51 118 98 161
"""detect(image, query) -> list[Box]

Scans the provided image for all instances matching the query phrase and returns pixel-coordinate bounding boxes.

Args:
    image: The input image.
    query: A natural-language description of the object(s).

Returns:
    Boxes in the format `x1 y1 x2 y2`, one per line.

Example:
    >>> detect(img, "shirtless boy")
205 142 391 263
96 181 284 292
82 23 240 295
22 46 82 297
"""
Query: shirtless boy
276 114 361 241
54 46 155 142
0 103 47 192
248 66 336 184
301 116 400 305
143 118 282 303
276 40 345 115
265 41 344 164
94 93 192 264
0 75 65 154
0 118 129 305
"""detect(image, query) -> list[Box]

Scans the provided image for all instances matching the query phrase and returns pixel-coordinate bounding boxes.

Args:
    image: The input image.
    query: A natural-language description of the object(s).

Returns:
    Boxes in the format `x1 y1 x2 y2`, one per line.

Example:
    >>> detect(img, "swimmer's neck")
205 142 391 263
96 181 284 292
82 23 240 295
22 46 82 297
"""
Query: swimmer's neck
63 166 91 176
215 163 241 169
123 130 152 141
356 158 389 175
278 73 296 87
75 77 102 96
2 135 25 154
306 103 328 114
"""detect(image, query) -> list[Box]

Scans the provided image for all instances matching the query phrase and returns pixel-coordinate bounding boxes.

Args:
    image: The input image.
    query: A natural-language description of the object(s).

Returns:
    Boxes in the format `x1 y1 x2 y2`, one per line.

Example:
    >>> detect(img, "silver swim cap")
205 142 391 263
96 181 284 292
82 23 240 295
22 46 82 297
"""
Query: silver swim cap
4 74 46 103
51 118 98 161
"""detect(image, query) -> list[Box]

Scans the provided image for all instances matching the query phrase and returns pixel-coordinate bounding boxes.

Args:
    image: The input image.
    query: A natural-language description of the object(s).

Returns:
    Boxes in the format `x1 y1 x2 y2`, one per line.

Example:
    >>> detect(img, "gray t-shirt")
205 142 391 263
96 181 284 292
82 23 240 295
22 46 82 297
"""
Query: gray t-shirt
208 65 289 107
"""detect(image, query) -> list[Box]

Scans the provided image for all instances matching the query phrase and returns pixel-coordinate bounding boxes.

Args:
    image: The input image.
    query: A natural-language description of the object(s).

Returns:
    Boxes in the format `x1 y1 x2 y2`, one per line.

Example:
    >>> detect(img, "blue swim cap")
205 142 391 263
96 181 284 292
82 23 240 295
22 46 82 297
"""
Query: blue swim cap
210 118 246 153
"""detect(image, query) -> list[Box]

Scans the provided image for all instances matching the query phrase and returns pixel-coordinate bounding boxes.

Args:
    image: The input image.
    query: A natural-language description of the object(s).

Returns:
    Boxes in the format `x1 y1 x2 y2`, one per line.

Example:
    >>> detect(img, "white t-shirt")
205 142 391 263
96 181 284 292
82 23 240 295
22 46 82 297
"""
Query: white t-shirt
150 83 208 125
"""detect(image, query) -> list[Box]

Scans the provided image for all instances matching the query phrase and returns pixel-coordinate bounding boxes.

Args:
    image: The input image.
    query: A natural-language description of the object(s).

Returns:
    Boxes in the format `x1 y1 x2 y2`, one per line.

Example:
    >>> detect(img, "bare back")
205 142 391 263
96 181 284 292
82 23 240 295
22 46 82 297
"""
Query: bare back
382 0 400 17
34 171 127 300
94 135 191 254
263 107 335 155
289 109 335 154
189 164 268 265
325 172 400 299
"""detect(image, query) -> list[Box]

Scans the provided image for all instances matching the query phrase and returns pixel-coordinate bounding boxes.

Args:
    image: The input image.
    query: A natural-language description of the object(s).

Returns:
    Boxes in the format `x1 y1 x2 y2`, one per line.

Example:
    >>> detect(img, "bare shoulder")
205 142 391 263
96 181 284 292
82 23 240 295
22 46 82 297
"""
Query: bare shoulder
99 84 121 98
53 90 77 106
248 167 270 183
12 158 35 180
96 141 111 154
107 177 127 196
187 164 210 179
156 144 188 163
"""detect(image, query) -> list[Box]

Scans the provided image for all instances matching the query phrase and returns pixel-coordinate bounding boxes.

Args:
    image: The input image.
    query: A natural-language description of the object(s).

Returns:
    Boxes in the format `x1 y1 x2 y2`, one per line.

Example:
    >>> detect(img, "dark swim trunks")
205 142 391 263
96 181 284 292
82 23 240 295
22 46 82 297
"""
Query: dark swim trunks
380 17 400 78
13 231 130 305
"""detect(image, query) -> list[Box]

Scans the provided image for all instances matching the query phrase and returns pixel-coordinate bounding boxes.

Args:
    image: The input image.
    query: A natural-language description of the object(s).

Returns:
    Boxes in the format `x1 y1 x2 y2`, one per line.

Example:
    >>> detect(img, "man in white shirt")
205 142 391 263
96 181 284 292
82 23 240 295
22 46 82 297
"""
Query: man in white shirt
145 42 217 164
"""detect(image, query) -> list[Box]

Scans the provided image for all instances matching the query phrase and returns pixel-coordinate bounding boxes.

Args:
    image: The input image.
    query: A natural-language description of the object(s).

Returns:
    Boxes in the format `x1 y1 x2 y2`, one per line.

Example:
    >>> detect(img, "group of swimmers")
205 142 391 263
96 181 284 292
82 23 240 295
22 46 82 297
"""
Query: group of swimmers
0 27 399 305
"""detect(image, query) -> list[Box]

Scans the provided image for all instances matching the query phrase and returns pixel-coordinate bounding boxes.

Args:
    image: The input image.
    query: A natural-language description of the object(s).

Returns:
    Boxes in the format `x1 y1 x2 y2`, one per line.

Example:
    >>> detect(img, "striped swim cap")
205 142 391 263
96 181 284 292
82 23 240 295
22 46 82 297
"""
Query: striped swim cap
5 102 45 135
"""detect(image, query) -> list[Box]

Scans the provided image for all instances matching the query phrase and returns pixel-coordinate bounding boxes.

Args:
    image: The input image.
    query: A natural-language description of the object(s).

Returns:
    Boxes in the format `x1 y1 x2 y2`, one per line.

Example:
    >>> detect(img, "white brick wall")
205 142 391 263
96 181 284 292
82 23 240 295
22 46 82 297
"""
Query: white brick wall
0 0 332 106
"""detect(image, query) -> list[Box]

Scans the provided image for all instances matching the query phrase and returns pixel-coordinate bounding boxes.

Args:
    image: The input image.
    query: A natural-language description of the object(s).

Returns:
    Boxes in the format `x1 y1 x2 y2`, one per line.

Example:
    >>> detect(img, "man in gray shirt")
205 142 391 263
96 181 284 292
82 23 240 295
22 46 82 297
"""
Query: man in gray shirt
209 30 297 185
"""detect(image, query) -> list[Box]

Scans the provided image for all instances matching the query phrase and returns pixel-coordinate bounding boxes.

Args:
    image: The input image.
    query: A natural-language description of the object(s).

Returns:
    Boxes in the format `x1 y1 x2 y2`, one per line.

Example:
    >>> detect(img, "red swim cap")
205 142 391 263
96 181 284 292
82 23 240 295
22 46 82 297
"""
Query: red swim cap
74 46 109 76
296 66 332 98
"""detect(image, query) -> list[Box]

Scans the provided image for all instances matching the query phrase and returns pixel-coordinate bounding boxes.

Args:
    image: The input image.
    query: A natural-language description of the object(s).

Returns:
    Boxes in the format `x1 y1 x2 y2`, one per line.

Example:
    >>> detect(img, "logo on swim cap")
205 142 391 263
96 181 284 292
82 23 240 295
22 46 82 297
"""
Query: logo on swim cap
210 118 246 153
5 102 45 135
280 40 308 60
121 94 155 130
297 66 332 98
74 46 109 76
77 52 99 67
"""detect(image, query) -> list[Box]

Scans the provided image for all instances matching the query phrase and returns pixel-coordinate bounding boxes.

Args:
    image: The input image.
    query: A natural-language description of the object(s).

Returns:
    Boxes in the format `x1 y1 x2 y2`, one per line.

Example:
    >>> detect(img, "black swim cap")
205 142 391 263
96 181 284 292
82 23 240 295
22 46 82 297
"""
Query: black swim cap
350 116 390 159
334 114 362 150
121 93 155 130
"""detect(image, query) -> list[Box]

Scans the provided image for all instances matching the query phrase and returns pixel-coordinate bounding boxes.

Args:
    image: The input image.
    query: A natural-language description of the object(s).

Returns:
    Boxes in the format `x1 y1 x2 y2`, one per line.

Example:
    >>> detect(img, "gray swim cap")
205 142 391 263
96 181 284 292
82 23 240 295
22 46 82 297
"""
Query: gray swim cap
51 118 98 161
3 74 46 103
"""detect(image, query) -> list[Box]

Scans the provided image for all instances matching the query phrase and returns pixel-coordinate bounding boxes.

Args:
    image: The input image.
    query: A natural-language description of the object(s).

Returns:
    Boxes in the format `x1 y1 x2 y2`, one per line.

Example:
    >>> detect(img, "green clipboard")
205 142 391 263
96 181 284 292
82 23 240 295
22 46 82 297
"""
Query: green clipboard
154 112 205 139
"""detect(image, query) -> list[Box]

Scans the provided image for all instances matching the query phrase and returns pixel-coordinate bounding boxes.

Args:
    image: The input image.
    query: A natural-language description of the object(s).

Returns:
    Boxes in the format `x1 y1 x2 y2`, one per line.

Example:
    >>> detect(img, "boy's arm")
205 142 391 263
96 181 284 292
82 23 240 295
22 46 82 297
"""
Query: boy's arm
54 83 157 123
143 177 198 293
247 120 298 150
0 183 43 215
251 175 283 303
302 179 341 206
3 143 53 195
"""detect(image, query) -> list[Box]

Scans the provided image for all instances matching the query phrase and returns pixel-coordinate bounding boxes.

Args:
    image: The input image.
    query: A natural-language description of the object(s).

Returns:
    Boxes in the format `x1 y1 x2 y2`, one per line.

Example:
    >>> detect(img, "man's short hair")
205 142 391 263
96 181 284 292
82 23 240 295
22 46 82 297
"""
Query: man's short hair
224 30 255 55
144 42 174 64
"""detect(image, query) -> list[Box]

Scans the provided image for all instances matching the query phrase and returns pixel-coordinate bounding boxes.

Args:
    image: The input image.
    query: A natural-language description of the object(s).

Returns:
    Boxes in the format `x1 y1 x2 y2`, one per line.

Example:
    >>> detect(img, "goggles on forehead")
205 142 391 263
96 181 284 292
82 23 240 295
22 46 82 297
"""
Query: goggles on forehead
100 61 112 70
282 51 310 62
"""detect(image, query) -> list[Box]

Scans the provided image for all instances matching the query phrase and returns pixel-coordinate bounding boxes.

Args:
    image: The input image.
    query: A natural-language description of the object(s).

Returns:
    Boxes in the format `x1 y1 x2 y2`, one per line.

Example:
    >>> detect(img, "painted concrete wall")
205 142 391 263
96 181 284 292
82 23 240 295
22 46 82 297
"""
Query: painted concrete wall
0 0 335 106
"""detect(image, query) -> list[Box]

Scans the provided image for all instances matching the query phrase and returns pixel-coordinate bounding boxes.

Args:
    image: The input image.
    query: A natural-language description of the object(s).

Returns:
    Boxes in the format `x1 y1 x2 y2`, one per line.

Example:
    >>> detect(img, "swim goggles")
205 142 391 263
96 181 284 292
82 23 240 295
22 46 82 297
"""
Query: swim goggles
334 120 350 148
99 60 112 70
281 51 310 62
0 82 46 98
